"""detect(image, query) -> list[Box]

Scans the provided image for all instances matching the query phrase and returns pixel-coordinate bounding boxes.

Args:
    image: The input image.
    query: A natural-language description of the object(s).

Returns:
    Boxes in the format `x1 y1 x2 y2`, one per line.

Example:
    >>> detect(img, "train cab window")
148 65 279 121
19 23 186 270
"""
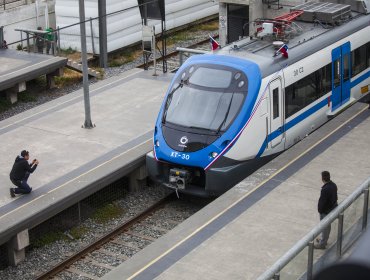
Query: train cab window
343 53 350 82
163 65 248 133
189 67 232 88
272 88 279 119
333 59 340 88
352 45 367 77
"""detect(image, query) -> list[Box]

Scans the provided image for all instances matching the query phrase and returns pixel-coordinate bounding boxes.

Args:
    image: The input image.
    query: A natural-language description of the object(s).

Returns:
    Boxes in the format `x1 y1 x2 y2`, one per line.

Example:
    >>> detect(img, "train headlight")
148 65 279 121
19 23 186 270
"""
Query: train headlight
210 152 218 158
155 140 160 147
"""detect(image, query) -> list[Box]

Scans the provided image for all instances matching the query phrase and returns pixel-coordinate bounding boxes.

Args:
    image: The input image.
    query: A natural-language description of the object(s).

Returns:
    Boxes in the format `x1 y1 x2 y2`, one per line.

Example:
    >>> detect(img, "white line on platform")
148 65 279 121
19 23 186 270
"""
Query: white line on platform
0 133 151 220
0 69 141 131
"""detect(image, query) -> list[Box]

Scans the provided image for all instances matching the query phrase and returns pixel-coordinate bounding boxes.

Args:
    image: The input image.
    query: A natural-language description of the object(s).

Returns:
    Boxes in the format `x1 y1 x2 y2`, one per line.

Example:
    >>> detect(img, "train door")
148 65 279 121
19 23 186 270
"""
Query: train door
269 78 284 148
331 42 351 111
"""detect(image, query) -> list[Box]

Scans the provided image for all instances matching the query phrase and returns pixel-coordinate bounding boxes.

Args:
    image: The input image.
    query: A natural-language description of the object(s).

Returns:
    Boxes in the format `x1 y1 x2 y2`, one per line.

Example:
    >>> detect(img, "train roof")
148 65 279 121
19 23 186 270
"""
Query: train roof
216 11 370 78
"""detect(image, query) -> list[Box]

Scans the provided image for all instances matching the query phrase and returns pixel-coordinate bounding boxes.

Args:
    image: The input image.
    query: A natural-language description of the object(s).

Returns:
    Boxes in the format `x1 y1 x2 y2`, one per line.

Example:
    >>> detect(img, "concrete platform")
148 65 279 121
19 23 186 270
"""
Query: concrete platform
0 68 172 251
102 102 370 280
0 49 67 102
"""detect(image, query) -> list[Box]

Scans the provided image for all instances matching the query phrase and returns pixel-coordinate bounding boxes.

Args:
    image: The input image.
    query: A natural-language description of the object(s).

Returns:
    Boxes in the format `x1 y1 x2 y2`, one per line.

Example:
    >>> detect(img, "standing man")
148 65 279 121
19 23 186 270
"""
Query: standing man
315 171 338 249
9 150 39 197
45 27 54 55
35 27 45 54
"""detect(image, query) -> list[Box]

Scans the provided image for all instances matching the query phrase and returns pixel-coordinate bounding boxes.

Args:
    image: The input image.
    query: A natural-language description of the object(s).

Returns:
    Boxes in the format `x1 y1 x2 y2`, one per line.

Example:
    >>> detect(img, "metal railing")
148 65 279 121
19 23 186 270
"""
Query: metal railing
1 0 25 10
176 47 209 66
258 176 370 280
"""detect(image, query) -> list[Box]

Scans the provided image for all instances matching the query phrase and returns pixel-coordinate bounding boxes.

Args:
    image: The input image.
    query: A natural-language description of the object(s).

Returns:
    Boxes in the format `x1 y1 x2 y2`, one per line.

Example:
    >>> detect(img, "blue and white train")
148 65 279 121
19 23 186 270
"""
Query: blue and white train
146 7 370 197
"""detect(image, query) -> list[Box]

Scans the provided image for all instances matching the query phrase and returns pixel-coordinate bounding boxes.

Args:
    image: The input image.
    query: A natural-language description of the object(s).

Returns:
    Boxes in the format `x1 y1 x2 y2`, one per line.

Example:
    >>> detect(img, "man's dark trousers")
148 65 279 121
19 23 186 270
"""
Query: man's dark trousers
11 172 32 194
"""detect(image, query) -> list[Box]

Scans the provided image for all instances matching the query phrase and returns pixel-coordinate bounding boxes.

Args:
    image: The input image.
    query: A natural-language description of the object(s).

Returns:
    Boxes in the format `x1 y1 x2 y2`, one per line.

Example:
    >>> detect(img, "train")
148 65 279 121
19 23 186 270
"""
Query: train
146 3 370 197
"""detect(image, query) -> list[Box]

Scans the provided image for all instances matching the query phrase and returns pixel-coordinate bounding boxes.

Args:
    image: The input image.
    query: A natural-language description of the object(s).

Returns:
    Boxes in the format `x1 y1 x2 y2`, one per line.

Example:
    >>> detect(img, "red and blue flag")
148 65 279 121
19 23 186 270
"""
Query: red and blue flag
274 44 289 58
209 35 220 51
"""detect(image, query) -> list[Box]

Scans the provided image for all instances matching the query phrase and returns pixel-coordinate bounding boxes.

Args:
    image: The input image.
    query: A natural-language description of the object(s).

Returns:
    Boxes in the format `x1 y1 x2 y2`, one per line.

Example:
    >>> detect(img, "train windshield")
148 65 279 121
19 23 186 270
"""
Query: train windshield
163 65 248 132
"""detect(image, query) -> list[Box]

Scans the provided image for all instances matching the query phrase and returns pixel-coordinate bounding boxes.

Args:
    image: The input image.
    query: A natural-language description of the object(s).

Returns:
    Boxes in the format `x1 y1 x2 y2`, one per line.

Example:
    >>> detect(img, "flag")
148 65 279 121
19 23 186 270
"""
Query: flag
274 44 289 58
209 35 220 51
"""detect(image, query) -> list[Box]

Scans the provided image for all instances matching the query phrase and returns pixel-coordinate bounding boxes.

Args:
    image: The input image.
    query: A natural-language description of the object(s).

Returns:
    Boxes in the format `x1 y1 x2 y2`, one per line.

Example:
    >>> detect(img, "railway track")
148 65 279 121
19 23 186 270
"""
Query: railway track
36 193 211 279
139 36 217 73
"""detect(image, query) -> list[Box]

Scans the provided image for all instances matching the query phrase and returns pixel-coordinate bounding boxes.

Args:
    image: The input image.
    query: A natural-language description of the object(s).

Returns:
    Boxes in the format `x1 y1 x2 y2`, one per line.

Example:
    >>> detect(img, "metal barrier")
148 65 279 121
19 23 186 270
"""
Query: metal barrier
0 26 3 48
176 47 209 66
257 176 370 280
1 0 24 10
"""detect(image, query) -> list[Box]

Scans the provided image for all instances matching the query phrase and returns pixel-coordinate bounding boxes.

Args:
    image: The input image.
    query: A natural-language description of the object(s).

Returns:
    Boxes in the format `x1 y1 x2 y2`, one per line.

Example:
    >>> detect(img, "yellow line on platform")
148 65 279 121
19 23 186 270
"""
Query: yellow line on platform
127 105 368 279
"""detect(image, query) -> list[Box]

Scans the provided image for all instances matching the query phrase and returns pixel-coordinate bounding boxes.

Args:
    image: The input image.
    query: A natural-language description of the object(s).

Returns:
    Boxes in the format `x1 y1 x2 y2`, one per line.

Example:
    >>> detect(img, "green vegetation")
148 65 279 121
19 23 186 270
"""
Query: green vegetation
55 68 83 87
91 203 124 224
32 231 67 248
18 92 37 103
32 225 89 248
61 46 77 55
69 225 89 239
0 98 12 113
108 48 141 67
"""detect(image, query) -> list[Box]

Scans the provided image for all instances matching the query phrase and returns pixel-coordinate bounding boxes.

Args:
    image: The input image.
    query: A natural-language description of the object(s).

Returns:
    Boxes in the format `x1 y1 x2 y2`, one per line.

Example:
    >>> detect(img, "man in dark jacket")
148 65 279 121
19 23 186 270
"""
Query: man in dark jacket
315 171 338 249
9 150 39 197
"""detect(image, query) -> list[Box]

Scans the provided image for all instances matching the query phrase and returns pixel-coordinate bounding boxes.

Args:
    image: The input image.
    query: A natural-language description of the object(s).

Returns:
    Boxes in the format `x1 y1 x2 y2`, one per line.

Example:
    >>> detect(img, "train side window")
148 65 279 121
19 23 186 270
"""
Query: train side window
272 88 279 119
285 71 319 118
351 45 367 77
333 59 340 88
321 63 332 94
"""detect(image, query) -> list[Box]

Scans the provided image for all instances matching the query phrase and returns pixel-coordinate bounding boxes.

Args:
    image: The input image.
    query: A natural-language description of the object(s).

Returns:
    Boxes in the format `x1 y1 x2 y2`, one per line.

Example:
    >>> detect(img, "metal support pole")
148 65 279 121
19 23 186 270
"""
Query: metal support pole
363 188 369 230
307 241 314 280
79 0 94 129
162 20 167 73
179 51 183 66
152 26 157 76
273 272 280 280
337 213 344 257
90 18 95 55
26 33 30 52
78 201 81 224
32 34 36 53
57 26 61 55
98 0 107 68
0 26 3 47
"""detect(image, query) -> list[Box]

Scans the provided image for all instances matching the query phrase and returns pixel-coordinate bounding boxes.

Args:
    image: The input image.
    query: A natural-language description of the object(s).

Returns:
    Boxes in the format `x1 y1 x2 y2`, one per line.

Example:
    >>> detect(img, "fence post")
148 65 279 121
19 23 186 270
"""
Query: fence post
57 26 61 55
337 213 344 257
363 188 369 230
307 241 314 280
179 51 184 66
0 26 3 47
90 18 95 55
26 32 30 52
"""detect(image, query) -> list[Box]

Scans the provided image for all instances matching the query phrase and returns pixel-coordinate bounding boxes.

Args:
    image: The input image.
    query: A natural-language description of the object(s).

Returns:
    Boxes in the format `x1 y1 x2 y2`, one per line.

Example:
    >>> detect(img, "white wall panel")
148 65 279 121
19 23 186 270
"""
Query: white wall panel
55 0 218 54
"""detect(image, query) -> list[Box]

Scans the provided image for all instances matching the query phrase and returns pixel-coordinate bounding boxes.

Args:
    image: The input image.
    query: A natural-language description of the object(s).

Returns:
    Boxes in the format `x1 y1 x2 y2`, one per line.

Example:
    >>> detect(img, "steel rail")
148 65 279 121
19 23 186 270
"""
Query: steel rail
36 192 176 280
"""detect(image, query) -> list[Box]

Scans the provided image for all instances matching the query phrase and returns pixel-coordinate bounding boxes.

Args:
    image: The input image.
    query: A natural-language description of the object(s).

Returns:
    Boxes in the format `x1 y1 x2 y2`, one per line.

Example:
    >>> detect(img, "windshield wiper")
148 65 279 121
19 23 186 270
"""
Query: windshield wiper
162 79 188 124
216 92 235 135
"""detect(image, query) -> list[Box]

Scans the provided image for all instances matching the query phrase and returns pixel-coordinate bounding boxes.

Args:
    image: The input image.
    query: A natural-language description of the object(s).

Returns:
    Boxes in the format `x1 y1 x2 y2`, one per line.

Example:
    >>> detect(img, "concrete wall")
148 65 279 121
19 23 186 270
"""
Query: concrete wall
0 0 56 49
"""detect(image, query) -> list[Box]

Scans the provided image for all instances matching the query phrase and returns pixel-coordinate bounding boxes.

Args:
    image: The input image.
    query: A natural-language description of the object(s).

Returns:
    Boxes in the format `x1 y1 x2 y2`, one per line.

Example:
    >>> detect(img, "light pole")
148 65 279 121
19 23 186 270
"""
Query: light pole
79 0 94 129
